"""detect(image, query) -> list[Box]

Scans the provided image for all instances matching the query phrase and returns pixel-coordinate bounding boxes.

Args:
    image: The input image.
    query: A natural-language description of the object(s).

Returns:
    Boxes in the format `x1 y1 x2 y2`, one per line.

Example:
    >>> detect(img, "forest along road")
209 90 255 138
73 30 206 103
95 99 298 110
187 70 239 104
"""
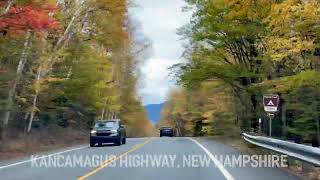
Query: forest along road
0 137 300 180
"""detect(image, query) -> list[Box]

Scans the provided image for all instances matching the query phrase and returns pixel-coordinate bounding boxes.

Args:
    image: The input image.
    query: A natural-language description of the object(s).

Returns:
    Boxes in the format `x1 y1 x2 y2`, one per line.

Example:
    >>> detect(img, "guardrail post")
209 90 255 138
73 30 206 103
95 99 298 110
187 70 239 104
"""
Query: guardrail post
286 156 295 168
286 140 296 168
301 143 316 174
302 162 315 174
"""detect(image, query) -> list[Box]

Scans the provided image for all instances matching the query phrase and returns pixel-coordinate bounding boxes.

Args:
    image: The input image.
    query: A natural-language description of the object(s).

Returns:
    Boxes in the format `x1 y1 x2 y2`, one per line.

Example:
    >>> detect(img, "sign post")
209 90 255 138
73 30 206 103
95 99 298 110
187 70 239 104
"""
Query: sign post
263 95 279 136
267 113 275 136
258 118 262 134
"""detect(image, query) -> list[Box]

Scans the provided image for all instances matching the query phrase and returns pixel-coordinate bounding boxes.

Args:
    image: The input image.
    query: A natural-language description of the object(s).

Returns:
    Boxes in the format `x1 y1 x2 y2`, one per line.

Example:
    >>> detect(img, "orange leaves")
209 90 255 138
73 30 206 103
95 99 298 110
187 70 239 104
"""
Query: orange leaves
0 2 60 34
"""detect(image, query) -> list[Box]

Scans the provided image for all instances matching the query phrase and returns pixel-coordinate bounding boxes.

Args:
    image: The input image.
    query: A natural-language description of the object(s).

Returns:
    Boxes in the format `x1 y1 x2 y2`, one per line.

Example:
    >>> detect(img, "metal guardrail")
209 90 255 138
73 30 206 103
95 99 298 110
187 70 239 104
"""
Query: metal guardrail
242 133 320 166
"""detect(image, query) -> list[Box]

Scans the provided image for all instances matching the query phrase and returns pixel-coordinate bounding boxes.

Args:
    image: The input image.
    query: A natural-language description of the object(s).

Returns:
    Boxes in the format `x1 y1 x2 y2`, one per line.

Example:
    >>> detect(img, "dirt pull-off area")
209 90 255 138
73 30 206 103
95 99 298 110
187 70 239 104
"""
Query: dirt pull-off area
0 126 88 161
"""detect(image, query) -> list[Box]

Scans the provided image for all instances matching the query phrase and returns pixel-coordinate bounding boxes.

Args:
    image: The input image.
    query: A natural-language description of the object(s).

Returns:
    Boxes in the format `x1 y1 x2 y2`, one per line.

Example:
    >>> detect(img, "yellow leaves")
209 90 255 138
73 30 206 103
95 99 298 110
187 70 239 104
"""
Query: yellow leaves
106 95 121 111
27 106 40 113
226 0 257 21
160 80 239 136
267 0 320 33
45 77 65 82
264 0 319 61
302 0 320 20
266 36 315 60
203 111 214 119
109 104 121 112
267 0 298 34
201 126 213 134
225 0 272 21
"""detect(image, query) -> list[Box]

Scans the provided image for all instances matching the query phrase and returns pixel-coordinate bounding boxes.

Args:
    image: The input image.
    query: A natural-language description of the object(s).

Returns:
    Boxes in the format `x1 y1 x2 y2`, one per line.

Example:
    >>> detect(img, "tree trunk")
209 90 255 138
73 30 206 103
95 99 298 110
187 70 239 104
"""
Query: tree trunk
44 2 86 76
316 101 320 147
105 110 110 119
173 115 182 137
3 31 32 126
55 4 84 49
23 112 29 135
281 102 286 136
316 118 320 147
1 0 14 16
25 4 86 130
100 108 105 120
27 66 41 133
1 31 32 143
66 66 72 79
100 102 106 120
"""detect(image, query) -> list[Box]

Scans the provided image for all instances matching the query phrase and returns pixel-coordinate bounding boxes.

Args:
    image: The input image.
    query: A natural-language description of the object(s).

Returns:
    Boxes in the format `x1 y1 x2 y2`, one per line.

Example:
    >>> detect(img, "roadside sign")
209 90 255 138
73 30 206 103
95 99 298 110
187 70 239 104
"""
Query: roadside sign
263 95 279 113
263 94 279 137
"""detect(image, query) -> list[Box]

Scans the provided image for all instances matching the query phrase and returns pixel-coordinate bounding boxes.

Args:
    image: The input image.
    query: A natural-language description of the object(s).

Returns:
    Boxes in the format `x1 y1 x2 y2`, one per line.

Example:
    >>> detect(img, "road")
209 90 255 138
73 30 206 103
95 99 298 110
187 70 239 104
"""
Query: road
0 137 300 180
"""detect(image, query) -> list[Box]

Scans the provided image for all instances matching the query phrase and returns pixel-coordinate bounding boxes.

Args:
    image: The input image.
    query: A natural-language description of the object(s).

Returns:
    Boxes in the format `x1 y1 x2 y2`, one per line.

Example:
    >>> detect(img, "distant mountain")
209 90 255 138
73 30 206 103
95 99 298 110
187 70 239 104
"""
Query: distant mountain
145 103 165 124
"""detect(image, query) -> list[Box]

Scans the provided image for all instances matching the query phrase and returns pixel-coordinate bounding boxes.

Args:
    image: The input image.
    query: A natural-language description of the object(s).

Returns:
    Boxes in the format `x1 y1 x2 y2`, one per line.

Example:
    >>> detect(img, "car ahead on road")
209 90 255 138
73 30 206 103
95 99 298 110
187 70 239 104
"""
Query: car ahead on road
160 127 174 137
90 119 126 147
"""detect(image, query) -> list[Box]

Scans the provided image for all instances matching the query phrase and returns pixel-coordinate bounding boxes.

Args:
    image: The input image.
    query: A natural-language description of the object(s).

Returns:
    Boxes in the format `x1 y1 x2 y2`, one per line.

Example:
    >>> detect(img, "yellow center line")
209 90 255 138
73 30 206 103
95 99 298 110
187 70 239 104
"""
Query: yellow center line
78 138 152 180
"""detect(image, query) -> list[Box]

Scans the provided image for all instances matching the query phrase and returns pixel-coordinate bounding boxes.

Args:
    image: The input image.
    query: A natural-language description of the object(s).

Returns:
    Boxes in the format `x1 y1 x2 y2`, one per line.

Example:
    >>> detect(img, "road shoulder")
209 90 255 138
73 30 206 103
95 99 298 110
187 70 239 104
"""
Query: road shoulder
193 136 301 180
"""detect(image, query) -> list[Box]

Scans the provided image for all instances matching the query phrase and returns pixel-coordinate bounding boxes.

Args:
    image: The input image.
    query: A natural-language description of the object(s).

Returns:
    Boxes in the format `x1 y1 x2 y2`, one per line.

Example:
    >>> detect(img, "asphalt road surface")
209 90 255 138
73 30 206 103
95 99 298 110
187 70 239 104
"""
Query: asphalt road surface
0 137 300 180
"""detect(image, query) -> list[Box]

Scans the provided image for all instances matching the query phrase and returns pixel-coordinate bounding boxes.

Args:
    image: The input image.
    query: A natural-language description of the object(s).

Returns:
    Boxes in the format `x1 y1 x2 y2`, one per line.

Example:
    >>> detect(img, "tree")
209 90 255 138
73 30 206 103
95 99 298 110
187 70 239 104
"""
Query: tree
0 0 60 139
0 0 154 149
168 0 320 143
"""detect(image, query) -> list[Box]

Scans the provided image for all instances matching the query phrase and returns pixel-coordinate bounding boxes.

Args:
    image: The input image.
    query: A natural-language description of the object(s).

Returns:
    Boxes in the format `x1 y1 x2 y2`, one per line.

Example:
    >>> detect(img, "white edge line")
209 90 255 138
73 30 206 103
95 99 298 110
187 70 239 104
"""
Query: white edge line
0 145 88 170
188 137 235 180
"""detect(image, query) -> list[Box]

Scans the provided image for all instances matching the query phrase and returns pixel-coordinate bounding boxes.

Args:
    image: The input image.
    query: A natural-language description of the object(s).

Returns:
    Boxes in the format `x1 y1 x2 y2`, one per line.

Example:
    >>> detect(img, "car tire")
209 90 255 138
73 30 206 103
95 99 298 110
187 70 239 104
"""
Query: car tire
115 138 122 146
122 137 126 144
90 141 95 147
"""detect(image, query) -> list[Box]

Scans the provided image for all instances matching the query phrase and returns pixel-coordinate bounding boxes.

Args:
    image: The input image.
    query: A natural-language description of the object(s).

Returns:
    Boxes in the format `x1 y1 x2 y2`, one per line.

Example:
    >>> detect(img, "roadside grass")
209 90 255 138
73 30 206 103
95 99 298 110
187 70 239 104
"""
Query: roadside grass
0 125 88 161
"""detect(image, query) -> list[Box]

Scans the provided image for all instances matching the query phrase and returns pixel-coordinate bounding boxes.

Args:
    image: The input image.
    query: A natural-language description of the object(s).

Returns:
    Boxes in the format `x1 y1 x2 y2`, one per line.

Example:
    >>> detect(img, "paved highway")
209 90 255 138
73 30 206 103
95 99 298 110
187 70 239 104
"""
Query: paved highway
0 137 300 180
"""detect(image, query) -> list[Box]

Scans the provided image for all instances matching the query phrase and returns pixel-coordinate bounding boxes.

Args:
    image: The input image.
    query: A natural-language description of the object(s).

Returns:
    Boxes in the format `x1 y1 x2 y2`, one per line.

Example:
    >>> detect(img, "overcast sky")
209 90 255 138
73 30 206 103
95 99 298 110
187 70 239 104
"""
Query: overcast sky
131 0 192 105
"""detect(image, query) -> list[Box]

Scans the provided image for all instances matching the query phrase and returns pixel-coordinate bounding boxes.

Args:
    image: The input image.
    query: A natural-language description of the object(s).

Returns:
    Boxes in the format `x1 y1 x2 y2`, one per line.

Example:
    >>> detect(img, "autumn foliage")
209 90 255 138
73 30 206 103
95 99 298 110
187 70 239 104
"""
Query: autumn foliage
168 0 320 143
0 0 153 145
0 2 60 33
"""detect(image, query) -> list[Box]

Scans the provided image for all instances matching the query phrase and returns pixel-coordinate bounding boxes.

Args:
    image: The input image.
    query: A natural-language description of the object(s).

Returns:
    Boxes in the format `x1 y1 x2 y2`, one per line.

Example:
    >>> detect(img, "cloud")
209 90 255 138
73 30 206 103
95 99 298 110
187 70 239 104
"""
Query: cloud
139 58 178 104
131 0 192 104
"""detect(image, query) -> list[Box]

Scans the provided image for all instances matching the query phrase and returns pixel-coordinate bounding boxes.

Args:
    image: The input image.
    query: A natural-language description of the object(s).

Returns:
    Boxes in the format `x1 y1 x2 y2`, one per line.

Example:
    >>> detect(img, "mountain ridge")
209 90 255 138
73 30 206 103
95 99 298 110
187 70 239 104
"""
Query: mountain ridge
144 103 165 124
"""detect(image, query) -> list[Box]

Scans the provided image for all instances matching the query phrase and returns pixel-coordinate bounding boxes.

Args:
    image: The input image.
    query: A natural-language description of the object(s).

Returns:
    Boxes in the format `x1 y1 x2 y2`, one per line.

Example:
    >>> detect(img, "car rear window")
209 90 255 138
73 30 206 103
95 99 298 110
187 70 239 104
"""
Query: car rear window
161 128 172 130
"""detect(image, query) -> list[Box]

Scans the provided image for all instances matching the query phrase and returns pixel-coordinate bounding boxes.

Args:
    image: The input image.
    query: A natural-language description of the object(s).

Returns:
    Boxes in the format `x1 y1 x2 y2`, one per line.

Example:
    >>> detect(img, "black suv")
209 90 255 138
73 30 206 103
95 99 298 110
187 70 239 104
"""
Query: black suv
160 127 174 137
90 119 126 147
